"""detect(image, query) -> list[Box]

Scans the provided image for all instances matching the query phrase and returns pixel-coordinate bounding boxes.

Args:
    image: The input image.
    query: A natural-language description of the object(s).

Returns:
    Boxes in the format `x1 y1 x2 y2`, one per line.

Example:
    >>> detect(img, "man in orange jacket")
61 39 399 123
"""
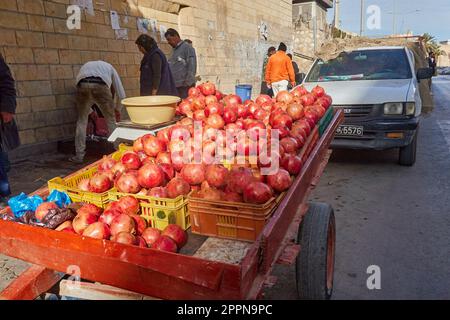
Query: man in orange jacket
265 43 296 96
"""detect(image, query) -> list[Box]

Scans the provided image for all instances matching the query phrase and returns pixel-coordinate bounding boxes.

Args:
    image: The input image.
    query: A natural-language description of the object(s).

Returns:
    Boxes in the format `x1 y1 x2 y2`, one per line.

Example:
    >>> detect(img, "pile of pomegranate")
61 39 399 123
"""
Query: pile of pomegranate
83 82 332 205
49 198 187 253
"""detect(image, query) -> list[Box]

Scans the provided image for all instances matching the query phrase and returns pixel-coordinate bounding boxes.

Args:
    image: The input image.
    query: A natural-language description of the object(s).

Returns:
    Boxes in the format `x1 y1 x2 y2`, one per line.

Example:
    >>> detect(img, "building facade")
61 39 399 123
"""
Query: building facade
0 0 293 158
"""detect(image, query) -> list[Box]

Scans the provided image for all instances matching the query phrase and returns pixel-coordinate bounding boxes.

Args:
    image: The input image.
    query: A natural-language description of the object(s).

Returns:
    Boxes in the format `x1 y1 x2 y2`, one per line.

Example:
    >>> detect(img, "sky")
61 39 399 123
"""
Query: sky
327 0 450 42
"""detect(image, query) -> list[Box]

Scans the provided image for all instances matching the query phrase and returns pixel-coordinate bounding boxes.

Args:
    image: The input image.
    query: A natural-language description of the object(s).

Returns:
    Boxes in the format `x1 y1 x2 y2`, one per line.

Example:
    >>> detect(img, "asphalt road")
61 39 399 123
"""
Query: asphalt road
265 76 450 300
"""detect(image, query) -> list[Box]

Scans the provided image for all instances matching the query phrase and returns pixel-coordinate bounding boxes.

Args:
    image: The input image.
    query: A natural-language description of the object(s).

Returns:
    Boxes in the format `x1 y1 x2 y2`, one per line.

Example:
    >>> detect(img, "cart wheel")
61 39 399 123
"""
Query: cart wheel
296 202 336 300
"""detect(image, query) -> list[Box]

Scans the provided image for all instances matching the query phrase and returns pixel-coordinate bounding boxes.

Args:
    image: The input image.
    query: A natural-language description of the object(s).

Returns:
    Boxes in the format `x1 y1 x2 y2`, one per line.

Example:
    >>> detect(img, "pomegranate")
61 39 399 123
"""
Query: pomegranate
206 114 225 129
170 125 191 141
280 137 300 154
166 177 191 199
281 154 302 175
276 91 294 105
138 164 165 189
293 119 311 136
270 113 293 130
223 94 242 107
222 191 243 203
215 90 224 101
243 182 273 204
300 93 316 106
149 186 169 198
200 82 216 96
136 236 148 248
267 169 292 193
156 128 171 145
197 183 223 201
111 162 127 177
287 103 304 121
304 111 319 126
110 214 136 236
226 167 254 194
129 214 148 236
99 208 122 225
192 96 206 110
112 232 137 245
98 156 117 172
223 109 238 124
193 109 207 121
205 164 229 189
133 138 144 153
142 228 162 247
160 163 175 181
312 85 325 98
290 126 307 141
178 101 193 117
77 203 102 217
35 202 58 221
292 85 309 97
188 87 201 97
78 178 90 192
121 152 142 170
117 196 139 215
116 173 141 194
205 102 224 117
142 134 166 157
153 236 178 253
181 164 206 186
72 212 99 234
237 104 249 118
256 94 272 106
82 222 111 240
156 152 172 165
89 173 112 193
162 224 188 249
205 95 218 106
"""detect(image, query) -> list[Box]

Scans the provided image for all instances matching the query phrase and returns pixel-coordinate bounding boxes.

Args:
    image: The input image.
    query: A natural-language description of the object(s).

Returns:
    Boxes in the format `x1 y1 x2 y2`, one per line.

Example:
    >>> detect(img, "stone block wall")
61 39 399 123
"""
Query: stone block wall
1 0 292 157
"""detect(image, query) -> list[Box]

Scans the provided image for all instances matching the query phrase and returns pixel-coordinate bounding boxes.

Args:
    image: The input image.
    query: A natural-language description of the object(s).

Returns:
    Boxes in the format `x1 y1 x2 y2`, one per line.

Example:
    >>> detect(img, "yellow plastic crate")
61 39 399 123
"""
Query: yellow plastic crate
47 148 128 208
108 189 190 231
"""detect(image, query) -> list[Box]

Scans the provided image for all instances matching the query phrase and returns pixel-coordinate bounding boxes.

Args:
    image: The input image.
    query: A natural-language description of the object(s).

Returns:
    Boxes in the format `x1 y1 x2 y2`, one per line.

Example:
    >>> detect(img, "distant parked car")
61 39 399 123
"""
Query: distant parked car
302 46 433 166
437 67 450 75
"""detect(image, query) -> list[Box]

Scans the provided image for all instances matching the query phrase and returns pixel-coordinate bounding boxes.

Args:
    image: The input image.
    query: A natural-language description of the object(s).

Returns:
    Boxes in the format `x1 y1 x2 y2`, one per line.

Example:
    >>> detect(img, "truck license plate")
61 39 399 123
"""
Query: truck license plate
336 125 364 137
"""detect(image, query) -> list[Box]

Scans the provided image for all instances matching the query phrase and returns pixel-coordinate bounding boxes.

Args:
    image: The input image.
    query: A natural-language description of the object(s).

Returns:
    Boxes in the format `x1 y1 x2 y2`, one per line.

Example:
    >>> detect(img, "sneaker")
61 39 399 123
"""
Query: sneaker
68 156 84 164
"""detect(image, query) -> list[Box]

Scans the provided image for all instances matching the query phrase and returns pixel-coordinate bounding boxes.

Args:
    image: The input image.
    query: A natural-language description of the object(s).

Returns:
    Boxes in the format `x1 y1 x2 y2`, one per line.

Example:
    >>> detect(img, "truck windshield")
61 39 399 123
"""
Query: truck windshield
306 49 412 82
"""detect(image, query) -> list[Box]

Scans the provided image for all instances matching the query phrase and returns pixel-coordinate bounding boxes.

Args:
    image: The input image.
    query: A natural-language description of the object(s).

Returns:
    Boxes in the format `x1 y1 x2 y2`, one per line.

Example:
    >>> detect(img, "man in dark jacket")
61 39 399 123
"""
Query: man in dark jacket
0 55 19 206
165 29 197 99
135 34 178 96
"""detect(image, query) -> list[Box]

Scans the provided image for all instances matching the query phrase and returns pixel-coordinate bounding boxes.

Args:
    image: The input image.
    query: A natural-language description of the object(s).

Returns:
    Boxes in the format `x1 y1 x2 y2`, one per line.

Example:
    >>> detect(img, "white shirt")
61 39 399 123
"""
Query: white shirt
76 61 126 104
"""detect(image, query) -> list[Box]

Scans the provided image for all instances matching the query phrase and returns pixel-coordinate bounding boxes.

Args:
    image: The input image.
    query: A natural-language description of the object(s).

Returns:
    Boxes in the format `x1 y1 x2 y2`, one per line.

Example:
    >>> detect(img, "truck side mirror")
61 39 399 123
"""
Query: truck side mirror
417 68 433 82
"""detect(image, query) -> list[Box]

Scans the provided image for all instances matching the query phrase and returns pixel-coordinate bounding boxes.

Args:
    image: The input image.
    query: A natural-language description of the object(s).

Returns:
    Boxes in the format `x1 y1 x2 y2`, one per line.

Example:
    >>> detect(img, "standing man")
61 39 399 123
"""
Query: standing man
135 34 177 96
261 46 276 95
265 43 296 96
287 53 301 87
0 55 20 206
70 61 126 163
165 28 197 99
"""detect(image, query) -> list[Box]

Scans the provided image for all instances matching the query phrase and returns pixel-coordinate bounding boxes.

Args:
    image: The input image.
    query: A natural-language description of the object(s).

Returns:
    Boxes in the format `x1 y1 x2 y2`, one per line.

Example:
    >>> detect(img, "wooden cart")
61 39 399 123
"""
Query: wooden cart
0 110 343 300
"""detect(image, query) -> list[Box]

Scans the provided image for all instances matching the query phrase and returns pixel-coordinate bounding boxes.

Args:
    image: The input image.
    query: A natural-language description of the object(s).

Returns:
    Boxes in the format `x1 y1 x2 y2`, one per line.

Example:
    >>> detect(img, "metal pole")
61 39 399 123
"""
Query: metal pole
334 0 340 28
360 0 365 36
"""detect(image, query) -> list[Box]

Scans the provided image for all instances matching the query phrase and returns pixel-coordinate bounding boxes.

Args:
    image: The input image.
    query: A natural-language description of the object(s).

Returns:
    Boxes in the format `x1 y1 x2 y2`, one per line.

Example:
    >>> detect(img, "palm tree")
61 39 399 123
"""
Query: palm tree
422 33 443 56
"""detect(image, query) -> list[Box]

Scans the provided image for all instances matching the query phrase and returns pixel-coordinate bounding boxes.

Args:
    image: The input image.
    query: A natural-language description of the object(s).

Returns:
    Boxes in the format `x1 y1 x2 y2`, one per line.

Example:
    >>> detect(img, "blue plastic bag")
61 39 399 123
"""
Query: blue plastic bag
7 191 72 218
47 190 72 208
8 193 44 218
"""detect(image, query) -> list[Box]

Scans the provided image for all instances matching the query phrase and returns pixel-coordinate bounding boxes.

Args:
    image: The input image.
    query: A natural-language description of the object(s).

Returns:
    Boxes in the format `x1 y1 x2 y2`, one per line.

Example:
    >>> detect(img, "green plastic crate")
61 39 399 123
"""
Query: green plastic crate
319 107 334 137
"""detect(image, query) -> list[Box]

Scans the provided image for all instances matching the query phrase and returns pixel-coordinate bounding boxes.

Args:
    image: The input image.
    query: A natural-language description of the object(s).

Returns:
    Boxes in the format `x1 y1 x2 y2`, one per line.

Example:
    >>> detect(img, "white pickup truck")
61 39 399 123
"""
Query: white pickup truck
302 46 433 166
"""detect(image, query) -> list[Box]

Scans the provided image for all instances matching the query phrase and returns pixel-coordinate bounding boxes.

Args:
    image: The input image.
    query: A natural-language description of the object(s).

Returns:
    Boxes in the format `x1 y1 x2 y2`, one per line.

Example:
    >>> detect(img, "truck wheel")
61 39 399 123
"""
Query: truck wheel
399 129 418 166
296 202 336 300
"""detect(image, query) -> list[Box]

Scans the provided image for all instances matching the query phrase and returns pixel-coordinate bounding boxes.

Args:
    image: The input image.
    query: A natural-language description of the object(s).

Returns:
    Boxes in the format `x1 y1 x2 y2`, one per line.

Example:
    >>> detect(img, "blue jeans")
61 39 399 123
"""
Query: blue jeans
0 151 11 197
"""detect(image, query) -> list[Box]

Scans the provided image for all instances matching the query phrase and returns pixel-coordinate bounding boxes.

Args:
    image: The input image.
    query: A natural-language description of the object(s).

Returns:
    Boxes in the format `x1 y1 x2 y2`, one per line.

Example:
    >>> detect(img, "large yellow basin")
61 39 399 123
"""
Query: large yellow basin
121 96 181 125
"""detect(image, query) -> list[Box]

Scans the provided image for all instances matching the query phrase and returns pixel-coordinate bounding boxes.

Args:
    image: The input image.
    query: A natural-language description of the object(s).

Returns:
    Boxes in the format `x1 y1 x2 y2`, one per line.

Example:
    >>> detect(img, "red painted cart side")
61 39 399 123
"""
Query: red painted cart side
0 110 343 300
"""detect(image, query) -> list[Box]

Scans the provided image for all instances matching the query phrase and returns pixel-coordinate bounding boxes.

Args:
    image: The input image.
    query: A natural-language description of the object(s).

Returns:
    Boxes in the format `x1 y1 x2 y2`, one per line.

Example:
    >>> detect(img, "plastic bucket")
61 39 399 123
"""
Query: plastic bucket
235 84 252 102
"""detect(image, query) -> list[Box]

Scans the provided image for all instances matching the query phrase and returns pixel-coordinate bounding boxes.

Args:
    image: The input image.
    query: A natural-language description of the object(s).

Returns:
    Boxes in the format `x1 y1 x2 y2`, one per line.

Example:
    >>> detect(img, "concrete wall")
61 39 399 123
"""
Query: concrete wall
437 44 450 67
0 0 293 157
292 1 330 73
